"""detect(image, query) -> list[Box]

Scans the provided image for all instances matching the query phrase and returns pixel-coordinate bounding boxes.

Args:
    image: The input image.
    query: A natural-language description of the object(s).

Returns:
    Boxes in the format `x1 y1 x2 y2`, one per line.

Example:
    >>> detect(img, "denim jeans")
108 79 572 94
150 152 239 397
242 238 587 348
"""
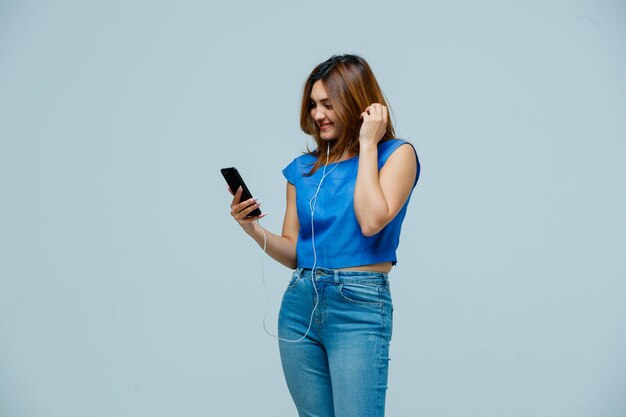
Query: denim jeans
278 267 393 417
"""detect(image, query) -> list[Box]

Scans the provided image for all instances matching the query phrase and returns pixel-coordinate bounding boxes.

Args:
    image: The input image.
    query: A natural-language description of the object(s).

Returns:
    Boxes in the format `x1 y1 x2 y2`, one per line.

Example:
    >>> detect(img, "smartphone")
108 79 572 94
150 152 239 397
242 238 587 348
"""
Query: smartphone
221 167 262 217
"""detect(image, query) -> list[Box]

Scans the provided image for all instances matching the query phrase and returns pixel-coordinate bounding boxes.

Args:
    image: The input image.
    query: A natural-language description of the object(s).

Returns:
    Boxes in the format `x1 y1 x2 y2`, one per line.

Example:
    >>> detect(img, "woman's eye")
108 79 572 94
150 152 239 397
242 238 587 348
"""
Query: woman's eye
325 105 332 110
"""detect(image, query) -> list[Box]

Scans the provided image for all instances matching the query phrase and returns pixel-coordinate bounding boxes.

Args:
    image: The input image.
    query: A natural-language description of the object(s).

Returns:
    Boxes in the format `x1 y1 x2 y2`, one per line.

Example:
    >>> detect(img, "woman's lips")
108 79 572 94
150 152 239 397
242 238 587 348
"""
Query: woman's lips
320 122 333 130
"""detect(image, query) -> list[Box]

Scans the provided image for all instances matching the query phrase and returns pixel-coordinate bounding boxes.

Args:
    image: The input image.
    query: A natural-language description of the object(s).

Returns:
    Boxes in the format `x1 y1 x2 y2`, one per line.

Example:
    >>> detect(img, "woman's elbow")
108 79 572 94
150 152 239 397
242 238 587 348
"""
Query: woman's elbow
359 221 385 237
279 251 298 270
355 208 391 237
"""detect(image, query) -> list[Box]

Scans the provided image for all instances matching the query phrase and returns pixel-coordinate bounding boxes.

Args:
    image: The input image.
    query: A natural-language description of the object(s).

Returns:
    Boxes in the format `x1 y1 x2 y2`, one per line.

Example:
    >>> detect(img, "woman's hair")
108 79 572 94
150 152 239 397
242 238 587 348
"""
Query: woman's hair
300 54 395 175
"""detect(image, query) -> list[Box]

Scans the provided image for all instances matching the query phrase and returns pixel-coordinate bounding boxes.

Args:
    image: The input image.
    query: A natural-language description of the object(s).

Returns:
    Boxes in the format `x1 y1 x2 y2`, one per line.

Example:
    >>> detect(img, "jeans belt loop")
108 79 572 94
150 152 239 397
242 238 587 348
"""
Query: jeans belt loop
334 270 340 283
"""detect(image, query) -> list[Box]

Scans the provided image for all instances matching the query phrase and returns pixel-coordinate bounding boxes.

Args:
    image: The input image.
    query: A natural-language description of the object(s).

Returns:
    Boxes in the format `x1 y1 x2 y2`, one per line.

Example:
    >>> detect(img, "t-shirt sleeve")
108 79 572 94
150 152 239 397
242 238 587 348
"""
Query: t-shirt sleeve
282 158 297 185
378 139 420 187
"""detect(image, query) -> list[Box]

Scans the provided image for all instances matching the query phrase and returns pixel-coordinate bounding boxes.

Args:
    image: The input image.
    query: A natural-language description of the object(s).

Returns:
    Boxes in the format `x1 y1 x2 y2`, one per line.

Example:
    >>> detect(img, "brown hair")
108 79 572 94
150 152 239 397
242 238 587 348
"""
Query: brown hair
300 54 395 175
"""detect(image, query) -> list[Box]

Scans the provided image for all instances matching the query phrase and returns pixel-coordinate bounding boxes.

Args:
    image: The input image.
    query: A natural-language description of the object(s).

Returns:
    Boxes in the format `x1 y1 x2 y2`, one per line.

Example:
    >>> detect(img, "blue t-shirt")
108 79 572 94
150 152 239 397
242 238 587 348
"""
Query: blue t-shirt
282 139 420 269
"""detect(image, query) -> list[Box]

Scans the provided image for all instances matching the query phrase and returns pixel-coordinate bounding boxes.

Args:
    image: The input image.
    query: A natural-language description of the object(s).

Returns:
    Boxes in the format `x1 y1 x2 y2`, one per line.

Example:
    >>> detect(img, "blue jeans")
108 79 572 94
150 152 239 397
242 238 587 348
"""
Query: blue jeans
278 267 393 417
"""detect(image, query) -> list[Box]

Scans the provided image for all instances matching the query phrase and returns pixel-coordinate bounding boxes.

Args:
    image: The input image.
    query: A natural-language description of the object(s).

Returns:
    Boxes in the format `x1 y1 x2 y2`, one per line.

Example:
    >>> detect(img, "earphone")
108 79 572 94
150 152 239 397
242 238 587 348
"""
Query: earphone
258 142 341 343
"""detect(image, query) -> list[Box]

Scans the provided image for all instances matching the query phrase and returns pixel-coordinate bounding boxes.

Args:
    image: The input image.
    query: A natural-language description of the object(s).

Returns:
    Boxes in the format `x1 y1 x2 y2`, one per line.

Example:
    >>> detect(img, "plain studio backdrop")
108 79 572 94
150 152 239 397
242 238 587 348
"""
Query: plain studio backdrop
1 0 625 416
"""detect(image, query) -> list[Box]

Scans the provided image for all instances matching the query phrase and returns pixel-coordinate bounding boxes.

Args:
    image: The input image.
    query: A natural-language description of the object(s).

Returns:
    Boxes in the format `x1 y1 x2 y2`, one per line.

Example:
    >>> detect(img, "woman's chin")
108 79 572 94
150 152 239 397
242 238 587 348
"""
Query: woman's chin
320 133 338 141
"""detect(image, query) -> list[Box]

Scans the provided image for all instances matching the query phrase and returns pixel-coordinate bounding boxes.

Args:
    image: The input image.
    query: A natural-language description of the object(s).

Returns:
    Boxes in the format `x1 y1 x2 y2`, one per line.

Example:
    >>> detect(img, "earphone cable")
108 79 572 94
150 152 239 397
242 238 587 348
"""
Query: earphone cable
259 142 341 343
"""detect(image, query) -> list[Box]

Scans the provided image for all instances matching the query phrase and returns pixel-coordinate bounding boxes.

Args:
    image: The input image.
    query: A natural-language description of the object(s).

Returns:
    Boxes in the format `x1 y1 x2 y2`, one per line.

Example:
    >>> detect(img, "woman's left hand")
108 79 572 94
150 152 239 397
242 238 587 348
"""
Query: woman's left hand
359 103 388 147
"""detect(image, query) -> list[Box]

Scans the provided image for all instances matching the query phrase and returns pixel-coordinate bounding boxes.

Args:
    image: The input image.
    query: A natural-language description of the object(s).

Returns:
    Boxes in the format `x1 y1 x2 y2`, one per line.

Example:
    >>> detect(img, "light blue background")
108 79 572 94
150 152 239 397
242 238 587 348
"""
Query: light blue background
1 1 625 416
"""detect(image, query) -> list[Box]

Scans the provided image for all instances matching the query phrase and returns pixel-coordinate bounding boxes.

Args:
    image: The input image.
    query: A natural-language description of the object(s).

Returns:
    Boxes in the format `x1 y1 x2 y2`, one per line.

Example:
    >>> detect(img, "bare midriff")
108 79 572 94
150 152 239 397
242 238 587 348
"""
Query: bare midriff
337 261 393 273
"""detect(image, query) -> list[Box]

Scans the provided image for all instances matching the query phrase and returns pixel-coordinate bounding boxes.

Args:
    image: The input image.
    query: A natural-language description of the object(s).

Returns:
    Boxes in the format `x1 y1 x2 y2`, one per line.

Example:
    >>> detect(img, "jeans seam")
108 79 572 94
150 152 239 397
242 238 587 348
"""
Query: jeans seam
377 300 385 417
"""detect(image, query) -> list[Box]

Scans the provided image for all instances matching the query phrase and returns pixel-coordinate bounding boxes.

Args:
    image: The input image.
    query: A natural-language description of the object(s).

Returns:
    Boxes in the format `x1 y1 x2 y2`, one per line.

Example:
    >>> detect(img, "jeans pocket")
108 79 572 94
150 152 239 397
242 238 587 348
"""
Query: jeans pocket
337 283 383 307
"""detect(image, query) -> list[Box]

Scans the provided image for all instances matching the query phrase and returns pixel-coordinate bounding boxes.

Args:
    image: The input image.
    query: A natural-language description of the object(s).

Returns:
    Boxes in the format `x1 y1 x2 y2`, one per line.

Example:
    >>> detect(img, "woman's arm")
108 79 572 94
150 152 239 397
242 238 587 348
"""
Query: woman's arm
229 182 299 269
353 103 417 237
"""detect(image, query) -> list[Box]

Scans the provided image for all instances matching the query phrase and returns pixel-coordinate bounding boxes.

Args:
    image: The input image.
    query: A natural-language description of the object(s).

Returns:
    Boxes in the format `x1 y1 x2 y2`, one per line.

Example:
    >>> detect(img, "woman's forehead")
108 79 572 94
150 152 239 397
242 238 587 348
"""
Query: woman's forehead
310 81 329 101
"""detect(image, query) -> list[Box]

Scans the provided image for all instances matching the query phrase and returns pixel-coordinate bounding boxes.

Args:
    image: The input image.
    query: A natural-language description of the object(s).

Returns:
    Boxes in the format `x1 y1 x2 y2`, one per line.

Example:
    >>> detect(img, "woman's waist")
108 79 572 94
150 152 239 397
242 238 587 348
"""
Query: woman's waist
336 261 393 273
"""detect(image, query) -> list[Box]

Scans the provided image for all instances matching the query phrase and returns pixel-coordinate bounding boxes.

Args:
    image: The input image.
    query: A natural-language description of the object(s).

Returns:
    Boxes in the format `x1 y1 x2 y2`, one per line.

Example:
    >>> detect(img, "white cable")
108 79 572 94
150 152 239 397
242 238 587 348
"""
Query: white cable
259 142 341 343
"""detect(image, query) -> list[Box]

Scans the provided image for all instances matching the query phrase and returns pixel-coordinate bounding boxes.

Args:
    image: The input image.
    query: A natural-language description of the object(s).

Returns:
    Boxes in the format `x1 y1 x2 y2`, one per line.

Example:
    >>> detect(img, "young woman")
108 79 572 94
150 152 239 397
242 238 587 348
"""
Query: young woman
228 54 420 417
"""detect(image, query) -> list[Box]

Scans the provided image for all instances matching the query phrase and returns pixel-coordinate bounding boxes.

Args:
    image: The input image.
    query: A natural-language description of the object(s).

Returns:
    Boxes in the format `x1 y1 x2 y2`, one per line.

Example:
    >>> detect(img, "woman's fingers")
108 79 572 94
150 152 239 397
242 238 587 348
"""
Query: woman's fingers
361 103 386 120
227 186 267 233
241 200 262 217
236 197 258 213
358 103 388 145
371 103 384 118
237 212 267 225
231 197 262 220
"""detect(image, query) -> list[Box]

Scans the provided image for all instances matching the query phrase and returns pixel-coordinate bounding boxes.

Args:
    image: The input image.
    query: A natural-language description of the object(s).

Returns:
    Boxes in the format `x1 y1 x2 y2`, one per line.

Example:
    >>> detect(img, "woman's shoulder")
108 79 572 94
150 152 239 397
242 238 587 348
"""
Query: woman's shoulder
283 152 317 183
285 152 316 168
379 138 413 152
378 138 417 162
378 138 420 185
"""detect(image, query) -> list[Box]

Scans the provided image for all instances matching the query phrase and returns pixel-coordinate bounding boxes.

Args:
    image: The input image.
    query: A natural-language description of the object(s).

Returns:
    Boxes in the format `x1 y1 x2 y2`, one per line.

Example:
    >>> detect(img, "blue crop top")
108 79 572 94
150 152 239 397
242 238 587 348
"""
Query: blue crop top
282 139 420 269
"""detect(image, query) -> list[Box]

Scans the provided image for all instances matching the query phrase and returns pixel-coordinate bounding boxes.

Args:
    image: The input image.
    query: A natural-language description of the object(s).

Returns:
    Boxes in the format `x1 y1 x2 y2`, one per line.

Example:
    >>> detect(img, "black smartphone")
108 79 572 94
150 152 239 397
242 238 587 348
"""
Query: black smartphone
221 167 262 217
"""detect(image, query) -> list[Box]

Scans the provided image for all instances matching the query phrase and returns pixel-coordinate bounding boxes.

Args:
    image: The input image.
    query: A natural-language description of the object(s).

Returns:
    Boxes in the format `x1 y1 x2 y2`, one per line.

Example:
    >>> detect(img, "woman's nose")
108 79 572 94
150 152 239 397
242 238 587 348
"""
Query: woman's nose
313 108 326 121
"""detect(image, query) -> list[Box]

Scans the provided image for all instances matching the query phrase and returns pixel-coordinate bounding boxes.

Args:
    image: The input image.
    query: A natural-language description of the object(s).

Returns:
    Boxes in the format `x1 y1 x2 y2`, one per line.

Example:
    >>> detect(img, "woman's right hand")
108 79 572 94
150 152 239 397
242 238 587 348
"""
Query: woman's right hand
228 186 266 234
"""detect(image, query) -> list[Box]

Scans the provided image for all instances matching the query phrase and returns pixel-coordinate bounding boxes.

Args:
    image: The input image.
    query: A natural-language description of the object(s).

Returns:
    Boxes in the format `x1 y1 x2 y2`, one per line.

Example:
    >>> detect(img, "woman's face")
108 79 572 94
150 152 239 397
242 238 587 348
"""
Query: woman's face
310 80 344 141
